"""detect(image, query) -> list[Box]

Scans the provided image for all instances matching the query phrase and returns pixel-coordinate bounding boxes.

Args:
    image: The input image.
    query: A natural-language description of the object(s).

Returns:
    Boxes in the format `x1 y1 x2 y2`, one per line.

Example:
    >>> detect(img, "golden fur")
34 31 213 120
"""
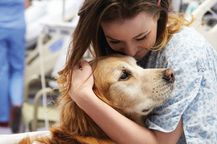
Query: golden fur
19 55 174 144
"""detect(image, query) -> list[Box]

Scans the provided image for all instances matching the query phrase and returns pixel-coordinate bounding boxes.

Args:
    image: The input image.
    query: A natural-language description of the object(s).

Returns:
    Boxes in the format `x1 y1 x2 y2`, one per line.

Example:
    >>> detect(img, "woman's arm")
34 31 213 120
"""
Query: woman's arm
71 61 183 144
77 91 183 144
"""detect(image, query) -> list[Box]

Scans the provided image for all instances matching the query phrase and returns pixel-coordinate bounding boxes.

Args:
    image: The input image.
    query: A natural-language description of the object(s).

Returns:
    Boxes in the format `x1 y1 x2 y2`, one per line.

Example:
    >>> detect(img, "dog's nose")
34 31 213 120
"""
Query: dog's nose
163 69 175 83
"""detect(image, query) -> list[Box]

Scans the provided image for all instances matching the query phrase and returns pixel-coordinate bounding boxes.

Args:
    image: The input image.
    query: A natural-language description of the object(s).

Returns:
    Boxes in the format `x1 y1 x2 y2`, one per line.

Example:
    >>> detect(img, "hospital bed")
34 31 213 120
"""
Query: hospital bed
22 21 75 132
22 0 84 132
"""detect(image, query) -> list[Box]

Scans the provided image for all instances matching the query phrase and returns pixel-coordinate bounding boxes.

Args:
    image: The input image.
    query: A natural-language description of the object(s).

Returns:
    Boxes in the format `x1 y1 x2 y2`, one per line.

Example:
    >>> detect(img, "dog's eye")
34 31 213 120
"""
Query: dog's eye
119 70 130 81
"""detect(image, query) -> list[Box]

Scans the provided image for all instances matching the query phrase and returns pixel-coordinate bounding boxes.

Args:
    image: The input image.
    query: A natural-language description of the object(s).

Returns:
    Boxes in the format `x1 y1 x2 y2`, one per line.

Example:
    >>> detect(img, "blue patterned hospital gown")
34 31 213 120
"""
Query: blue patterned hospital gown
138 27 217 144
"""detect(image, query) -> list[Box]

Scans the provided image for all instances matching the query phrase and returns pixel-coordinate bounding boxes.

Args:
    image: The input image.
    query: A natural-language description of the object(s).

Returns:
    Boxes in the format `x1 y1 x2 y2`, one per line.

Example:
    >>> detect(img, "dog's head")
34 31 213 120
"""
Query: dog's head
92 55 174 123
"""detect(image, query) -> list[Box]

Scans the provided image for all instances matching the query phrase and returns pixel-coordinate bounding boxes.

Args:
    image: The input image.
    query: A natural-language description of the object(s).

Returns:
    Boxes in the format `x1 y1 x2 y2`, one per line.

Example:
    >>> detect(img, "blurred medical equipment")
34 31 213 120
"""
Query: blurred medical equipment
23 22 75 131
191 0 217 50
21 0 84 132
25 0 84 49
22 21 76 131
201 2 217 27
170 0 182 12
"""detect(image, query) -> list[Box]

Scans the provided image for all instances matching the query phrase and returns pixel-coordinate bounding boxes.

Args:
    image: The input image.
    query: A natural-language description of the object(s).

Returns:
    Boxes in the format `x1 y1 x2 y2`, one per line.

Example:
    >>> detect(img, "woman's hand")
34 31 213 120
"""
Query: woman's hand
70 60 95 105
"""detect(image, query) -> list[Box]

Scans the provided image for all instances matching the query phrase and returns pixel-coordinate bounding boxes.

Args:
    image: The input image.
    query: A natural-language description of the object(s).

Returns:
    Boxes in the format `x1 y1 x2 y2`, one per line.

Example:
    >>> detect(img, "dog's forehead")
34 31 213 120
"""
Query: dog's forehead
101 56 137 66
93 56 137 79
93 56 138 84
122 56 137 64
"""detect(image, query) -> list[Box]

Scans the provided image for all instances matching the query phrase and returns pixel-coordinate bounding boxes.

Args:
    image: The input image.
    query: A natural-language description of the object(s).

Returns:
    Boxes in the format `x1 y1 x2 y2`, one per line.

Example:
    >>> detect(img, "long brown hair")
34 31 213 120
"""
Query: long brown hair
58 0 188 96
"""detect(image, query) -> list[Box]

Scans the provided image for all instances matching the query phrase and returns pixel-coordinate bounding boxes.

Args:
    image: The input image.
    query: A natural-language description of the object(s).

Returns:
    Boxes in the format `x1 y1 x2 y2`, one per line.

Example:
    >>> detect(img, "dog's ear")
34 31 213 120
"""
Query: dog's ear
93 85 126 116
89 57 116 107
90 57 115 107
93 84 113 107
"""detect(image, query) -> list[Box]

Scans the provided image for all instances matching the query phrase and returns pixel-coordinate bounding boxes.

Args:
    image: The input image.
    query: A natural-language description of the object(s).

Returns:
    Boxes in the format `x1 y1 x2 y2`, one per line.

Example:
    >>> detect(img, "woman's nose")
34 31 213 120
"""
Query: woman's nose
124 44 137 57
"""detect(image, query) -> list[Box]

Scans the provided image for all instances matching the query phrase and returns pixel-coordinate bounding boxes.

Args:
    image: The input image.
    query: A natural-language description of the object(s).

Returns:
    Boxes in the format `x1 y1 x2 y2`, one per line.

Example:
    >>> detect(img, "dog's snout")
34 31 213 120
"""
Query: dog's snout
163 69 175 83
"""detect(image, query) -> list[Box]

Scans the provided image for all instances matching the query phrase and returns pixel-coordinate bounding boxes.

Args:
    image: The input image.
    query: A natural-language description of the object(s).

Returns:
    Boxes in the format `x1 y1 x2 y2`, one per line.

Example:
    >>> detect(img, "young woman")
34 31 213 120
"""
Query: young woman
59 0 217 143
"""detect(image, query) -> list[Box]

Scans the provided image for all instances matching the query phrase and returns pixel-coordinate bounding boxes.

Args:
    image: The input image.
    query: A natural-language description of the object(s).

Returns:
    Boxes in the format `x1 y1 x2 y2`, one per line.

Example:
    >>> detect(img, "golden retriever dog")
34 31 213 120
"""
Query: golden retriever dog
19 55 174 144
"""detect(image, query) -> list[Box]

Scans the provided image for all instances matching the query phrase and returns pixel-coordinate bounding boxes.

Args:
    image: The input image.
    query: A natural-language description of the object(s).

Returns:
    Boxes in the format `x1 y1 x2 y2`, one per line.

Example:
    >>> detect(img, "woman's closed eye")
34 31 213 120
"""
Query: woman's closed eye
135 35 147 41
109 40 121 44
135 33 149 41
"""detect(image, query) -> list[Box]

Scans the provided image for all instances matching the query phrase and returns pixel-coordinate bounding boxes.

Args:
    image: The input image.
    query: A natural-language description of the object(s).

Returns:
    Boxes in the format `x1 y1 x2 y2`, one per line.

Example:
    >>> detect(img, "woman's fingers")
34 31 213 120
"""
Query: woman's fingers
72 60 93 84
72 60 91 75
70 60 94 102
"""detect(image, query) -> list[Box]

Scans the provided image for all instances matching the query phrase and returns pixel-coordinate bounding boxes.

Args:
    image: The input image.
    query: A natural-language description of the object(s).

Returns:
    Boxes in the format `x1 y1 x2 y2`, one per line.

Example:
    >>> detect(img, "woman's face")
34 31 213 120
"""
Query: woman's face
101 12 159 60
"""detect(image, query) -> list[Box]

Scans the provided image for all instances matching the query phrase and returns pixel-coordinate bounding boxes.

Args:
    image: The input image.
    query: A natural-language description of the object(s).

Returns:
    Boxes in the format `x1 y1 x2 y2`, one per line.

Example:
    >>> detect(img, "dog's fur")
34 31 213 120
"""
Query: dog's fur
19 55 174 144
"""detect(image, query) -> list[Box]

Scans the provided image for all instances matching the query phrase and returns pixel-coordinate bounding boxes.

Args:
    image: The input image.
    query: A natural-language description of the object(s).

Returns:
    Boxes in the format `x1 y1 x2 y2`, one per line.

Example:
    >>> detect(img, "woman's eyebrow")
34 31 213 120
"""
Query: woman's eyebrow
105 30 149 41
133 31 149 39
105 35 121 41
